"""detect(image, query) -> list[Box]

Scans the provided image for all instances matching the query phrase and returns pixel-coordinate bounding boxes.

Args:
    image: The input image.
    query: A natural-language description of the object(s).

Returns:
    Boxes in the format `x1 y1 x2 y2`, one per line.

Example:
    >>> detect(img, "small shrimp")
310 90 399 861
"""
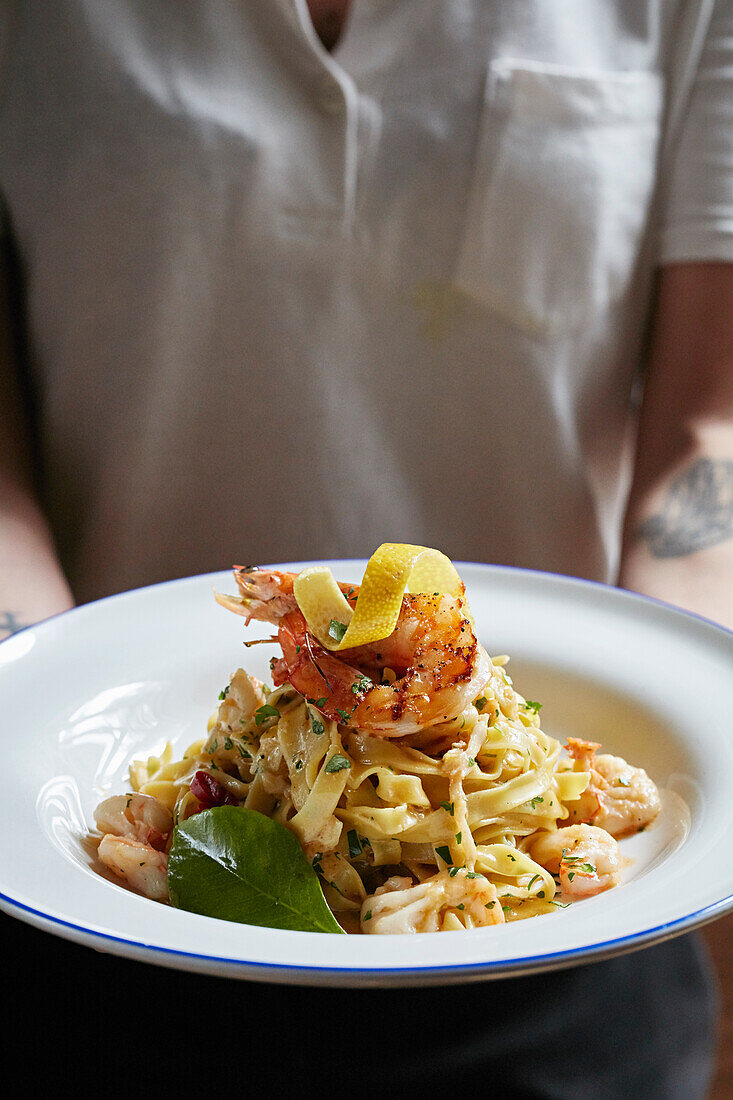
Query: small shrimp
565 737 661 837
214 567 356 625
93 792 173 850
274 595 491 736
362 870 505 933
97 834 169 901
528 824 621 899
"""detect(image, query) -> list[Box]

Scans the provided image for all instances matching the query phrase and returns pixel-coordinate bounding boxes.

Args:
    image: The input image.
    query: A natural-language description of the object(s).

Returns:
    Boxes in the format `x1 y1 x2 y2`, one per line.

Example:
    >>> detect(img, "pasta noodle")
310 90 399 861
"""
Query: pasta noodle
128 659 601 932
93 556 661 933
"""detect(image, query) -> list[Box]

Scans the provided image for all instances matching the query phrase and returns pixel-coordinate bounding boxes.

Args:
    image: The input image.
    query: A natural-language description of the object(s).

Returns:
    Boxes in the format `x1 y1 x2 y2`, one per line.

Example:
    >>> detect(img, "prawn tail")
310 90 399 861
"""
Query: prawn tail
566 737 601 760
213 590 253 620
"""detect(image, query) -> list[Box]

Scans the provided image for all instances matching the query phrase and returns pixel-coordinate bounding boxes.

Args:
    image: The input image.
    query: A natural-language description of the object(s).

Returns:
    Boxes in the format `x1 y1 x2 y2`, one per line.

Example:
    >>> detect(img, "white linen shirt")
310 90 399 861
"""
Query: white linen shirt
1 0 732 603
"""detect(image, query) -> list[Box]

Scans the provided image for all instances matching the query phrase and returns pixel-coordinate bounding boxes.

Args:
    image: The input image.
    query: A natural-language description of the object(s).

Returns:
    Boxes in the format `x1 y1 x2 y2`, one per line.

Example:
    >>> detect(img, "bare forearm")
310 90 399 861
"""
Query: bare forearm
0 482 74 641
0 231 73 639
620 263 733 630
620 455 733 628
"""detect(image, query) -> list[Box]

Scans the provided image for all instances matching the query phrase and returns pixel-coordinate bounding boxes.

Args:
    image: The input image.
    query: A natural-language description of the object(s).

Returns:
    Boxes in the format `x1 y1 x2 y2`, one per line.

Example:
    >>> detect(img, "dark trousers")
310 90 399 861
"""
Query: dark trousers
5 911 717 1098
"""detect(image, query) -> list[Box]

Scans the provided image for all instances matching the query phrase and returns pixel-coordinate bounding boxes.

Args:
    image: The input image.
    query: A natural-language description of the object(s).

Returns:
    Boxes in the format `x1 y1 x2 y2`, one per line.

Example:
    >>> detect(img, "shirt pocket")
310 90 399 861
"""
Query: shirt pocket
454 59 664 338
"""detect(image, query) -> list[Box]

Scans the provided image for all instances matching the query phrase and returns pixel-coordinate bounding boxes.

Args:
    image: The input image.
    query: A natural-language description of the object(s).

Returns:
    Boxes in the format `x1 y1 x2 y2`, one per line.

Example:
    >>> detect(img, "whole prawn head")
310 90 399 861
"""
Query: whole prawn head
215 566 492 738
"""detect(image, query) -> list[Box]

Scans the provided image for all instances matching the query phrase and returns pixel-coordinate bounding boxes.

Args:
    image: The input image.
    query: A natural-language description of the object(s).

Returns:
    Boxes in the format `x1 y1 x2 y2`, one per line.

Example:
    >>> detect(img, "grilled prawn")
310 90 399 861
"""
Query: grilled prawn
216 568 491 737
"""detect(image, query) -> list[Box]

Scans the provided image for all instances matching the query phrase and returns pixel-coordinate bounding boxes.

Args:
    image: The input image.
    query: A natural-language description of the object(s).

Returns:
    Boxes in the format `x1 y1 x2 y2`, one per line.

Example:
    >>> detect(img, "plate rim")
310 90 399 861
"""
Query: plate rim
2 557 733 649
2 887 732 986
2 559 732 984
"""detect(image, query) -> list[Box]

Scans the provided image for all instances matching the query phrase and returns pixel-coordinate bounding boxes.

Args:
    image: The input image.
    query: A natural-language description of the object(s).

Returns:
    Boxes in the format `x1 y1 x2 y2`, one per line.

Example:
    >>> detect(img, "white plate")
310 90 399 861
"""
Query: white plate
1 561 732 987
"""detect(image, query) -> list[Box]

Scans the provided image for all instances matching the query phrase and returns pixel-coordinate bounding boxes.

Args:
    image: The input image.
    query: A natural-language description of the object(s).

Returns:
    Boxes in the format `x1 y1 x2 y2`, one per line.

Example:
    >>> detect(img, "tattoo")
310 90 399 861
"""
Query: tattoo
638 458 733 558
0 611 30 637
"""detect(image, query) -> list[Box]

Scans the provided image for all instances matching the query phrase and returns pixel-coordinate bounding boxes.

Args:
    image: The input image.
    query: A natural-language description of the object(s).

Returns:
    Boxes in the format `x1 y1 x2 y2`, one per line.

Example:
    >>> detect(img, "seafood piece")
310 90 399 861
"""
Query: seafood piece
214 567 356 624
565 737 661 837
93 792 173 850
361 869 505 933
217 567 490 735
273 594 491 736
251 727 291 801
216 566 491 735
528 824 621 899
97 834 169 901
203 667 266 778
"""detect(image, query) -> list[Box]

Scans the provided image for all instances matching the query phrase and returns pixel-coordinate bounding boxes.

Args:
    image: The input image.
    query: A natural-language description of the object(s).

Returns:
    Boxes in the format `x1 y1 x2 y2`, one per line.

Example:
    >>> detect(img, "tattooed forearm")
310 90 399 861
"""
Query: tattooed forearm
637 458 733 558
0 611 29 637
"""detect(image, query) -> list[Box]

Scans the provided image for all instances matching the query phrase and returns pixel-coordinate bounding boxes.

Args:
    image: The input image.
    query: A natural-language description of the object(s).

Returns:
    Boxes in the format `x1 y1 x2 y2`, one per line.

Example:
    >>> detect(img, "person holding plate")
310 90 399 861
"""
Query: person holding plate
0 1 730 1095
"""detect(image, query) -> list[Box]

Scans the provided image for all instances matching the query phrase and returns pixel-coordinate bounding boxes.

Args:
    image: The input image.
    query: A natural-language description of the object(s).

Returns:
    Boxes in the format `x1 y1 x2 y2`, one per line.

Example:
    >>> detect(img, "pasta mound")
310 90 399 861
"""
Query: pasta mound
130 657 596 933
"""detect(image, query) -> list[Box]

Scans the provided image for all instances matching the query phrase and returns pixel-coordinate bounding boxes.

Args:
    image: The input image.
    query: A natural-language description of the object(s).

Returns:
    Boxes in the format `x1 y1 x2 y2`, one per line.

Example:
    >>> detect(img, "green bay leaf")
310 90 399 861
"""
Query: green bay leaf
167 806 345 934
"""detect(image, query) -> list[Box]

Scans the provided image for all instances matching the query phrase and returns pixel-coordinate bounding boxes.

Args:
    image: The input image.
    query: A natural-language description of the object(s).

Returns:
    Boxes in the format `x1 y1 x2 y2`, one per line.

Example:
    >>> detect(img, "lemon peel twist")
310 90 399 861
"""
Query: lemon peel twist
293 543 466 651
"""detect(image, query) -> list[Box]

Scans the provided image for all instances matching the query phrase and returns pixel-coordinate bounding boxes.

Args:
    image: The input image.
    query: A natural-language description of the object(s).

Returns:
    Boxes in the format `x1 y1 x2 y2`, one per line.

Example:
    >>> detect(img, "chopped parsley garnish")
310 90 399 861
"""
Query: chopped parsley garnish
335 709 351 724
435 845 453 866
218 685 230 701
475 696 488 711
315 697 327 708
347 829 362 859
351 676 373 695
328 619 348 643
440 801 455 815
324 754 351 774
523 700 542 713
310 714 325 736
255 704 281 725
529 795 544 809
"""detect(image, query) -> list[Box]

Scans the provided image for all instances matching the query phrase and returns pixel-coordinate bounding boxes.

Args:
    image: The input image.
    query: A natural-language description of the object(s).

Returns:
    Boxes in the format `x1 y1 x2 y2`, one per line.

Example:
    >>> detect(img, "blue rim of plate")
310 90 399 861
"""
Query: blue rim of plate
2 888 732 982
1 561 732 982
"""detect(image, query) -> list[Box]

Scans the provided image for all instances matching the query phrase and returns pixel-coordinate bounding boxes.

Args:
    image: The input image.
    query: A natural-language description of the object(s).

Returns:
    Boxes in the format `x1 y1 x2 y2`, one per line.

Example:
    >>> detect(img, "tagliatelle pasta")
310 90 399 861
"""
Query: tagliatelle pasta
93 551 662 933
119 660 604 931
